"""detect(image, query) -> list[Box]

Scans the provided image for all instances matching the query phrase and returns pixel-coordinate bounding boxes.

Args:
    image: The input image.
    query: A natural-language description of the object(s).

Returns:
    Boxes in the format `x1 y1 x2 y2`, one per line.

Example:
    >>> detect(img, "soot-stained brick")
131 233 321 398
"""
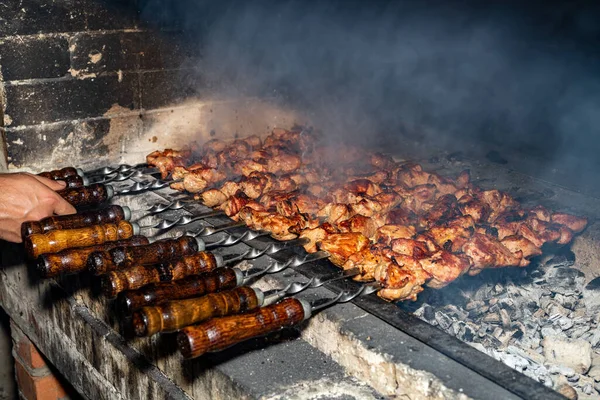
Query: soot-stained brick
135 31 199 70
4 122 74 168
83 1 138 31
139 69 207 109
4 74 138 127
0 36 70 81
0 0 138 36
5 115 142 169
0 0 85 36
70 32 138 75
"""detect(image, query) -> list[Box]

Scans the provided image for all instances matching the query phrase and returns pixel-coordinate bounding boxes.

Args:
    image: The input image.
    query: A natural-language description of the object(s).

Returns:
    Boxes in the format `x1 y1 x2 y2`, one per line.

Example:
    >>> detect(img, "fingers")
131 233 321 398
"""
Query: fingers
52 197 77 216
30 174 67 191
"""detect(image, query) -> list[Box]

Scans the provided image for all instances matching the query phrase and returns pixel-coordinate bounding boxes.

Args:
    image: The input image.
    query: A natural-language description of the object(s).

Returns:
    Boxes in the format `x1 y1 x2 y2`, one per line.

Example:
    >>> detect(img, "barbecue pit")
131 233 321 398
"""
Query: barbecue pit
1 1 600 400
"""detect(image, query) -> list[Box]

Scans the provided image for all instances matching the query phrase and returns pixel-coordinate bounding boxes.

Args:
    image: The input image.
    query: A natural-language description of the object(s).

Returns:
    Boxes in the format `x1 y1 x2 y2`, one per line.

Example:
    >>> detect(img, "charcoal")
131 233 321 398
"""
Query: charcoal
546 268 585 295
545 254 575 269
589 327 600 347
558 317 574 331
499 309 512 329
482 313 501 324
465 300 485 311
423 304 436 321
461 324 476 342
494 283 504 294
468 305 489 318
435 311 453 331
541 326 567 339
569 325 591 339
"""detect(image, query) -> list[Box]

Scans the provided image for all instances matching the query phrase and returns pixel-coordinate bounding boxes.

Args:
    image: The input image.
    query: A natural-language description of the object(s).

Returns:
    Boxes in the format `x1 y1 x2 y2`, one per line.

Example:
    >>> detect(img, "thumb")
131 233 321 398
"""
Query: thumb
52 196 77 216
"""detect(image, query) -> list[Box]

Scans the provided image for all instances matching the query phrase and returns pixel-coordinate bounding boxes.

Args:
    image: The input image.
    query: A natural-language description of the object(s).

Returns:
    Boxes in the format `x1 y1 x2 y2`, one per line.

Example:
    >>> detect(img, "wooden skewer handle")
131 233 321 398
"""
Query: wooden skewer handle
177 297 309 359
36 236 149 278
60 174 87 189
88 236 202 276
132 286 261 336
101 251 221 299
24 220 137 260
37 167 81 180
116 267 241 314
21 205 129 238
57 183 112 208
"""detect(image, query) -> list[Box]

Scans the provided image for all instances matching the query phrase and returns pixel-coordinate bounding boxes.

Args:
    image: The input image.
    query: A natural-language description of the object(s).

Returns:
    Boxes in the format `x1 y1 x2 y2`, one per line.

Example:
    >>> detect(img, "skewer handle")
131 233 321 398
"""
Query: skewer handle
36 236 149 278
101 251 221 298
177 297 308 359
116 267 241 314
88 236 202 275
132 286 261 336
24 220 136 260
37 167 81 180
60 175 87 189
21 205 129 238
57 183 112 208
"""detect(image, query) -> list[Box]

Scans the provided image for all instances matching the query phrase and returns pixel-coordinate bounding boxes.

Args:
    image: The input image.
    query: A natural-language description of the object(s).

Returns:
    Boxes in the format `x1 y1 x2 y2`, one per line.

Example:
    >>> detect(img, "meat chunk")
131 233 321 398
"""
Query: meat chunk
317 233 370 266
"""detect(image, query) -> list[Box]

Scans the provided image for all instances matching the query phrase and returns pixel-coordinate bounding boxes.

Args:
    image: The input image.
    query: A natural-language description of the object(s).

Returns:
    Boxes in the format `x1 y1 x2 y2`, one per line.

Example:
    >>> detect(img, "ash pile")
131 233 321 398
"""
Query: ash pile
401 249 600 399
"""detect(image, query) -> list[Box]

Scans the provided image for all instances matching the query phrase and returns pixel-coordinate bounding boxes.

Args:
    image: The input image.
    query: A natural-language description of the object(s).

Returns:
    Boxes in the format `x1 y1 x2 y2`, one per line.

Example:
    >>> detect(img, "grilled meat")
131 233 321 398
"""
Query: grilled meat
147 128 588 302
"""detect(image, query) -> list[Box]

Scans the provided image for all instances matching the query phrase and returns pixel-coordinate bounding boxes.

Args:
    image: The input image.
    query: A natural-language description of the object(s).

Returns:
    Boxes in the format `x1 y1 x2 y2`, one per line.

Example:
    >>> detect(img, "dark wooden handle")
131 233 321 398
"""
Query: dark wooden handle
38 167 80 180
21 205 127 238
57 183 111 208
101 251 219 298
89 236 199 275
24 220 135 260
177 298 306 359
57 174 86 189
116 267 240 314
132 286 260 336
36 236 149 278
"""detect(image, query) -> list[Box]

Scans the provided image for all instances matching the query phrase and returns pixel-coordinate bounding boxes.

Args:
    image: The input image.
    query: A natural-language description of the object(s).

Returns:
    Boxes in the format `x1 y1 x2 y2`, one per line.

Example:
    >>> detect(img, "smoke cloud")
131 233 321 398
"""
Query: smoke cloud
138 0 600 195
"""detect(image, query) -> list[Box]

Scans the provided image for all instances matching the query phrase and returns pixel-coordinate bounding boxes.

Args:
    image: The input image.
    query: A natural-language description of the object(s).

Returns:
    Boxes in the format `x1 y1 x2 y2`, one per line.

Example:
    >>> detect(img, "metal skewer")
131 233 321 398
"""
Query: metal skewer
115 249 332 314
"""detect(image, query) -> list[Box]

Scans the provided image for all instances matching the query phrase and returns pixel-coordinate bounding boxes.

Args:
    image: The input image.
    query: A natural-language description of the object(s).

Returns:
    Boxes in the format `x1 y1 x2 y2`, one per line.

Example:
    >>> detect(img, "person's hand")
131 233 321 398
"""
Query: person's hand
0 172 76 243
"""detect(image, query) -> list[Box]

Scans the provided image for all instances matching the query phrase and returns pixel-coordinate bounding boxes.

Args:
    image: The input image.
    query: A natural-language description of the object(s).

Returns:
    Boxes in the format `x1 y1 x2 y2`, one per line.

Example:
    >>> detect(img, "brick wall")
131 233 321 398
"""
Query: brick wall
10 320 80 400
0 0 204 171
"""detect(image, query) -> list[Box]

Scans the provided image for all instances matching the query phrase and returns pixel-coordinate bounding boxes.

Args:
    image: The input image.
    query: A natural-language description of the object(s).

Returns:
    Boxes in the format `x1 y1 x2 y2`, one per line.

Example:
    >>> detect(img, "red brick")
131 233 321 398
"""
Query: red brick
11 321 47 370
15 359 68 400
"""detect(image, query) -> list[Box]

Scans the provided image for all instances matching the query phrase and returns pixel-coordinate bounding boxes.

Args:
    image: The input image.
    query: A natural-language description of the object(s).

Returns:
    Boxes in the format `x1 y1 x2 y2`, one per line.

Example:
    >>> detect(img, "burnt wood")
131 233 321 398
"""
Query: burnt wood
36 236 149 278
21 205 128 238
116 267 240 315
132 286 260 336
101 251 219 298
177 297 305 359
24 220 136 259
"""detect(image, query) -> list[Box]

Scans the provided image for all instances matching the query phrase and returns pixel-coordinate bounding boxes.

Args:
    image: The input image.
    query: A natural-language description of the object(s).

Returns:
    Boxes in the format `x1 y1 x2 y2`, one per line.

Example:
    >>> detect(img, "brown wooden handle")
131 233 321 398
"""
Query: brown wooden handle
57 183 112 208
132 286 261 336
60 175 86 189
21 205 128 238
101 251 219 298
88 236 200 275
116 267 240 314
177 297 306 359
36 236 149 278
24 220 136 260
38 167 80 180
